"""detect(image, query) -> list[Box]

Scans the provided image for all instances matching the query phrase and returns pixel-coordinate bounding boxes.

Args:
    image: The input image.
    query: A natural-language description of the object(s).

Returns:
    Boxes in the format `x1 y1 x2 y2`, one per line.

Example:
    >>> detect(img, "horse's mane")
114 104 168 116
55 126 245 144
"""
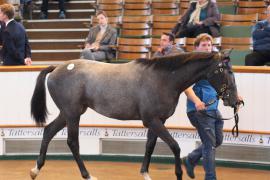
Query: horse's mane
135 52 218 71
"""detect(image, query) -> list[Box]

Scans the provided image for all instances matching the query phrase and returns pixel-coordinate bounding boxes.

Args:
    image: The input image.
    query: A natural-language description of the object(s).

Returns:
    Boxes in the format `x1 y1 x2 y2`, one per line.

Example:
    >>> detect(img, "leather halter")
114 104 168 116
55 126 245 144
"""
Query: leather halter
201 60 244 137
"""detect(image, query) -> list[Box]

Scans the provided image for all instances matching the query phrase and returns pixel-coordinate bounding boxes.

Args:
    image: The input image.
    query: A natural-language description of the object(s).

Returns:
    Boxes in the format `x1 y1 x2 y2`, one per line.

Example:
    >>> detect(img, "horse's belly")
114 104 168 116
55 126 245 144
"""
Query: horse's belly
93 107 141 120
88 99 141 120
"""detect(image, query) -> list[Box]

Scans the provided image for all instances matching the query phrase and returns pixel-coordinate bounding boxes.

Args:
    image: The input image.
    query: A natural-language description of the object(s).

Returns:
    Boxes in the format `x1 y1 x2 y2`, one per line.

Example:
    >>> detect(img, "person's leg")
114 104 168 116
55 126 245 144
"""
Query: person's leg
186 112 204 166
176 27 190 38
80 49 106 61
58 0 66 18
91 51 107 61
40 0 49 19
80 49 94 60
21 0 33 19
245 51 265 66
58 0 65 12
197 111 219 180
183 111 204 179
193 26 211 37
260 51 270 65
19 0 25 19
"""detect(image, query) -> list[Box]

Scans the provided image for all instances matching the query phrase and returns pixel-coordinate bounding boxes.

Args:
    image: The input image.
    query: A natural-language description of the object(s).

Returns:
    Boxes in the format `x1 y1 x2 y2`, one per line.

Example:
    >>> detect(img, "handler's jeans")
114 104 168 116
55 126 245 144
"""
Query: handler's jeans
187 110 224 180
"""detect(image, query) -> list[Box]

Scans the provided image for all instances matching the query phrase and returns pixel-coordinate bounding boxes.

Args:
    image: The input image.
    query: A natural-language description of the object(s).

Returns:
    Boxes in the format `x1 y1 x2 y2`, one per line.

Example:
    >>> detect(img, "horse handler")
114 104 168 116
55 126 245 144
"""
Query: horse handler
183 33 242 180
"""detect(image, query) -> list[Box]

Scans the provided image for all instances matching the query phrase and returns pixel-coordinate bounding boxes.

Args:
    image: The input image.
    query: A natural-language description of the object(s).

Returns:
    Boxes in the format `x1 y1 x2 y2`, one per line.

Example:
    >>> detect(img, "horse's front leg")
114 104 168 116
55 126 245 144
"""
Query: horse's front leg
146 119 183 180
66 114 97 180
140 129 158 180
30 113 66 179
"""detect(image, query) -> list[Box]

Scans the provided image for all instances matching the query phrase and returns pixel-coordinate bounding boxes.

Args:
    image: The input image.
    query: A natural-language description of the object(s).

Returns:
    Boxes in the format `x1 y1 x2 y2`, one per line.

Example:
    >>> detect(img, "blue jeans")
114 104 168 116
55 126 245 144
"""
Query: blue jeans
187 110 224 180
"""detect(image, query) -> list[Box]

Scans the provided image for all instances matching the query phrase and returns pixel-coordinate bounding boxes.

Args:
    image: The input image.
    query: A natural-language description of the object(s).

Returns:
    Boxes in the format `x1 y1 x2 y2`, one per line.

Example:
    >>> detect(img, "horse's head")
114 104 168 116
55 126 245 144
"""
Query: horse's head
207 50 239 108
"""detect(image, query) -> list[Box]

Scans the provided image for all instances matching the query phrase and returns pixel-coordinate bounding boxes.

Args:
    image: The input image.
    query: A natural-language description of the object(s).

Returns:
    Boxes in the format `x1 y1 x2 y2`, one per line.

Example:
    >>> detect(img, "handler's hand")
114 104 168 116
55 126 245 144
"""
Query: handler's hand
195 100 206 111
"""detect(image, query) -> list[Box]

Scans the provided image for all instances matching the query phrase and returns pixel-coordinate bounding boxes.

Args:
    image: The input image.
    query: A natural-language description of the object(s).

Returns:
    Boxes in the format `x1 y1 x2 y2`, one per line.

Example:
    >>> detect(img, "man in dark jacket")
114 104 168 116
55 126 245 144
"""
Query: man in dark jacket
0 21 4 61
245 5 270 66
0 3 32 65
172 0 220 38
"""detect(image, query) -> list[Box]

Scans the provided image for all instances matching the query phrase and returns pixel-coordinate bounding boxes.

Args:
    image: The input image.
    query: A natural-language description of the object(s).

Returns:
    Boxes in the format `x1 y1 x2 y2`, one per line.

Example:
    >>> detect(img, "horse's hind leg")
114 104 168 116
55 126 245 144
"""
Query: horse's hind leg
146 119 183 180
66 114 96 180
140 129 158 180
30 113 66 179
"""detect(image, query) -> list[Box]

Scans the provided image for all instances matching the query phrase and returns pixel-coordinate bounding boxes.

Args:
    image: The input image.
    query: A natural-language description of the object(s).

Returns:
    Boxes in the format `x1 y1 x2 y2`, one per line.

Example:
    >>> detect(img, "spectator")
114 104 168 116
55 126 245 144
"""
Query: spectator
172 0 220 38
245 5 270 66
0 20 4 62
0 3 32 65
152 32 184 58
40 0 66 19
20 0 33 19
80 10 117 62
183 33 224 180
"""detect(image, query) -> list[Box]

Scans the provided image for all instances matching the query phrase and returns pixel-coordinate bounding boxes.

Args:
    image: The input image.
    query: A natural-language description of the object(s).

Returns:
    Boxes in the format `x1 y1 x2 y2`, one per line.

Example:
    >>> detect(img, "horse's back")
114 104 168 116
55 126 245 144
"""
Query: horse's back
47 59 138 95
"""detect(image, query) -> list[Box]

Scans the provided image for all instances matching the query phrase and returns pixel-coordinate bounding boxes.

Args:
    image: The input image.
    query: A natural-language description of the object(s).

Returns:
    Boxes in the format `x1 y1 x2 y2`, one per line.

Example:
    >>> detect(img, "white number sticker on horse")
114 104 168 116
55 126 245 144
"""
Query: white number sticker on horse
67 63 75 70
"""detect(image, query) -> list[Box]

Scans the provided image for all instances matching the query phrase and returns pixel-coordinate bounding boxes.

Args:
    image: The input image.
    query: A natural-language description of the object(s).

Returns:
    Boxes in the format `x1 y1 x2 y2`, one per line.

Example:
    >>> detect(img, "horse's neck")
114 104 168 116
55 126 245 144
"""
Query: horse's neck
174 59 213 92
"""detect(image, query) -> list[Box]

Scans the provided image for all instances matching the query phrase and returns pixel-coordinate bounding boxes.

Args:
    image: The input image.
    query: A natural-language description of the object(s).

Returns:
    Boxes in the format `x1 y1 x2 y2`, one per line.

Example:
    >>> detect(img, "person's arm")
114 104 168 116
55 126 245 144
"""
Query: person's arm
201 3 220 26
23 32 32 65
99 28 117 51
25 33 31 58
0 24 2 46
170 45 185 55
152 51 162 58
85 27 95 47
252 21 269 40
184 87 206 111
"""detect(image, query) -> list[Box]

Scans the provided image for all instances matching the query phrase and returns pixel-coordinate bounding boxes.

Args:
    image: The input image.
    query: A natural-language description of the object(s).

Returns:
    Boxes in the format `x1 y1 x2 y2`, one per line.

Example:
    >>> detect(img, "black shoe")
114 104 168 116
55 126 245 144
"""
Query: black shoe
58 11 66 19
40 11 47 19
182 156 195 179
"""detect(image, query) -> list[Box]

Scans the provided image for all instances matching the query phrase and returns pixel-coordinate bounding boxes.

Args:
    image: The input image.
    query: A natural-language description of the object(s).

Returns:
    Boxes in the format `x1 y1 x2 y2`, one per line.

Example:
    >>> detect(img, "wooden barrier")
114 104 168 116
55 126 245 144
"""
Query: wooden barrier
1 65 270 73
0 0 7 5
0 65 47 72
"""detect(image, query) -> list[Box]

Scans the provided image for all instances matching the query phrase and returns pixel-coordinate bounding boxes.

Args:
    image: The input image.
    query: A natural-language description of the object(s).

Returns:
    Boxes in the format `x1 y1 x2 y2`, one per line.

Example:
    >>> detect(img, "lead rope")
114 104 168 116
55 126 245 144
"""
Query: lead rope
200 100 244 137
232 106 239 137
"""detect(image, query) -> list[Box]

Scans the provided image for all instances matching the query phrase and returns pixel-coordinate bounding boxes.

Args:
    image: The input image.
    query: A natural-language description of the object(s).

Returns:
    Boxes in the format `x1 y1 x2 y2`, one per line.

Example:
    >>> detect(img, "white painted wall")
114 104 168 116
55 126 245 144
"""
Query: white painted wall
0 71 269 132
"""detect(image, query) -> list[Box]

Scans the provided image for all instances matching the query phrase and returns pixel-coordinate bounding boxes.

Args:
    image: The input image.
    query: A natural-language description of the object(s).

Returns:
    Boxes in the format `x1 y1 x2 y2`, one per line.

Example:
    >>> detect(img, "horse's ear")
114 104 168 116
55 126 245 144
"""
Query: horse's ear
220 49 233 68
220 49 233 59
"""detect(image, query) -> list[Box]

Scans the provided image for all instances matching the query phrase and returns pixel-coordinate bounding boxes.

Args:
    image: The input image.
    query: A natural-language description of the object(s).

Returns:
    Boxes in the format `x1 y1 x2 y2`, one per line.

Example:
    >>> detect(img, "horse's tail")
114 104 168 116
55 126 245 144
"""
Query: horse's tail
31 66 56 126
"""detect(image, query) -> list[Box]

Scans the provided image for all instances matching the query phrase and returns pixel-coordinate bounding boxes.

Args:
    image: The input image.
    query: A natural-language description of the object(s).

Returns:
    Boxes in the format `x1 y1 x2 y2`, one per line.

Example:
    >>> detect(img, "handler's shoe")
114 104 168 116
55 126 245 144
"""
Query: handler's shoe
182 156 195 179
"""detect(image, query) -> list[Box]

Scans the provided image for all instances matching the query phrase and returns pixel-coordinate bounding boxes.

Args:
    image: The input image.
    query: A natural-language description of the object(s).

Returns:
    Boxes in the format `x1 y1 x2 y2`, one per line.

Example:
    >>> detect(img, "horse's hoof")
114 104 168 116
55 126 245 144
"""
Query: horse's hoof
85 176 98 180
30 166 39 180
30 170 37 180
141 172 152 180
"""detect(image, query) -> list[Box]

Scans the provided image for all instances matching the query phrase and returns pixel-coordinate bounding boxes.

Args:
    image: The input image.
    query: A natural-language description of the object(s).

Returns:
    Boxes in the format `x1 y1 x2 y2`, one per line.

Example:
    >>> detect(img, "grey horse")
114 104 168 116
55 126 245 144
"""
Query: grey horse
30 51 239 180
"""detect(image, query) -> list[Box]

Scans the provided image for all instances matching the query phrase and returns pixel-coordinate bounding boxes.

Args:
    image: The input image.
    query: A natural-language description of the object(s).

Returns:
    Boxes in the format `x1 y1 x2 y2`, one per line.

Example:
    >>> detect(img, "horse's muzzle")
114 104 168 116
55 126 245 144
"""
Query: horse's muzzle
232 100 244 109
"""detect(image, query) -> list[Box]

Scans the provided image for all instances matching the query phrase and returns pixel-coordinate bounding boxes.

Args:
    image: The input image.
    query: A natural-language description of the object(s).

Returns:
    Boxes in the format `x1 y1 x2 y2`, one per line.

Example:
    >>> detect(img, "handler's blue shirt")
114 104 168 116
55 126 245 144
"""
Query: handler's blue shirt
187 80 219 113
